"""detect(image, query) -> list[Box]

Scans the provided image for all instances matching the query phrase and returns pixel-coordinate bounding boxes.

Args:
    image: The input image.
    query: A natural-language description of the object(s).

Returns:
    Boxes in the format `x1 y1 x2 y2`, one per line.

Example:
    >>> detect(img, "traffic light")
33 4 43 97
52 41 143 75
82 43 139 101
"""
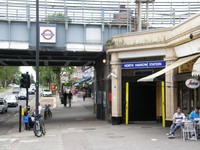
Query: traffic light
20 73 30 88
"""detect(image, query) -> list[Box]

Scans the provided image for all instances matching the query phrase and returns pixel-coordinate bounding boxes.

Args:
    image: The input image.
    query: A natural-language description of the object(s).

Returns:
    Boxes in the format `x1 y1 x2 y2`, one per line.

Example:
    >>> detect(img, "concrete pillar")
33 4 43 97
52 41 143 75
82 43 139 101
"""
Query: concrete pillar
110 53 122 124
164 48 177 121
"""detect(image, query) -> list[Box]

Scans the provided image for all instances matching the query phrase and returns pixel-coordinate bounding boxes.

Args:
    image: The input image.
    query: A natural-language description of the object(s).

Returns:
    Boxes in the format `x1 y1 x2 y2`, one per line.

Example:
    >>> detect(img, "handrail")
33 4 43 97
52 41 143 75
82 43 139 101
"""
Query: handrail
0 0 200 28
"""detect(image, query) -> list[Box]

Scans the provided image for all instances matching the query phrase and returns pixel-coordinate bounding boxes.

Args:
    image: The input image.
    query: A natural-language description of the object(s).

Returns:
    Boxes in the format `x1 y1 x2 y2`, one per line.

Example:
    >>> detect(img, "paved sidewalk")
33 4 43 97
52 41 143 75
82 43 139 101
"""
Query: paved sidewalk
0 95 200 150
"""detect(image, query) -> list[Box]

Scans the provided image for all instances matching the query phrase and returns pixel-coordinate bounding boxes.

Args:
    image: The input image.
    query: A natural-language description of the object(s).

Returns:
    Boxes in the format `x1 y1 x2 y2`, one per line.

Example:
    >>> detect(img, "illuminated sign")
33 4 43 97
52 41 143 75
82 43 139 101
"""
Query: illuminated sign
122 60 166 69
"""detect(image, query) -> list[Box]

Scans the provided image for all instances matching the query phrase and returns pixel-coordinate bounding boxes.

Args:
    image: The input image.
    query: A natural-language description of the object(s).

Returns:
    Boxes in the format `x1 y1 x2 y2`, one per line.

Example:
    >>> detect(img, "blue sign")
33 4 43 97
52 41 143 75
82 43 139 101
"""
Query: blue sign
122 60 166 69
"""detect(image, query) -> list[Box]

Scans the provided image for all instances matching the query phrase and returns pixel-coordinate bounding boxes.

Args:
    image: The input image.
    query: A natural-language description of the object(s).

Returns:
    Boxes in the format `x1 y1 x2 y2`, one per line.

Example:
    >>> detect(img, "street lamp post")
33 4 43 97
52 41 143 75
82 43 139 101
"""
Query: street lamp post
35 0 40 115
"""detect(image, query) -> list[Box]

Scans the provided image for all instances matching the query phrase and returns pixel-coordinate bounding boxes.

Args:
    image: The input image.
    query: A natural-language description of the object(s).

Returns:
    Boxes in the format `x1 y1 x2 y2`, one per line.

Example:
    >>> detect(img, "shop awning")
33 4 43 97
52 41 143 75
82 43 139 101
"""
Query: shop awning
192 57 200 76
73 77 91 86
138 54 200 82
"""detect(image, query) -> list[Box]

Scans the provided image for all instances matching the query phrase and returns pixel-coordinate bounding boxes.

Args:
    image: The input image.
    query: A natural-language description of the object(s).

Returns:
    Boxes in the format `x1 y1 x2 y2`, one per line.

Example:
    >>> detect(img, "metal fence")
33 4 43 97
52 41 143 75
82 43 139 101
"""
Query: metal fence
0 0 200 28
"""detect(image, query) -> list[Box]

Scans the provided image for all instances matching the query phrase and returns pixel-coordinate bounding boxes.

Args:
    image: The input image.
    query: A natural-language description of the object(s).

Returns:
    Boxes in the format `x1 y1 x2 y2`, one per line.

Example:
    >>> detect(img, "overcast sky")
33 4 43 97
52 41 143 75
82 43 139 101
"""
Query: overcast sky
20 66 36 81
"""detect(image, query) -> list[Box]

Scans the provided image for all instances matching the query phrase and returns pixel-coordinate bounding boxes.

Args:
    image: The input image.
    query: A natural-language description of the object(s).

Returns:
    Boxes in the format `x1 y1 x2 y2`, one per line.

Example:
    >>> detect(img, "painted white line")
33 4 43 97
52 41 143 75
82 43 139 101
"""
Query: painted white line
0 138 19 143
14 113 18 116
46 135 56 137
19 139 39 143
151 138 157 141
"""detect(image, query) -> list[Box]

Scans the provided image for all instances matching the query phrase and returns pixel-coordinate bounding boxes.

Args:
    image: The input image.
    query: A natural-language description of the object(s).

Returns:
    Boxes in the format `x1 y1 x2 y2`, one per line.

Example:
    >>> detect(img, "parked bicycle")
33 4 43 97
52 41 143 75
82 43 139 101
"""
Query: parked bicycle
33 114 46 137
44 104 52 120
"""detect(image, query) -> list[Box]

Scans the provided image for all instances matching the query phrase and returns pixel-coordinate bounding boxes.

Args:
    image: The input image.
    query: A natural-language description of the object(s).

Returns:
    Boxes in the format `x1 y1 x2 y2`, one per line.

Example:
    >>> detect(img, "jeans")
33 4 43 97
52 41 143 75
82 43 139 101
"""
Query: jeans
170 123 182 134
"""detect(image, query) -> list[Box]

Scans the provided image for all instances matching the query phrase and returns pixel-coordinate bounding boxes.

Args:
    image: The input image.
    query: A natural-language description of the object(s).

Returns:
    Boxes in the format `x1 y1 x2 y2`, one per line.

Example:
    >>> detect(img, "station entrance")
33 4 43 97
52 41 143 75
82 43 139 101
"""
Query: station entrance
122 77 157 123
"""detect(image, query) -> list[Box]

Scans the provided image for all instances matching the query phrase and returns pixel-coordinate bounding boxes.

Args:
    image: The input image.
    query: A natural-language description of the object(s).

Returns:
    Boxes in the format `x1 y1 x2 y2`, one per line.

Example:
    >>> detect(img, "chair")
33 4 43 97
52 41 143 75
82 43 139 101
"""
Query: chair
181 121 197 141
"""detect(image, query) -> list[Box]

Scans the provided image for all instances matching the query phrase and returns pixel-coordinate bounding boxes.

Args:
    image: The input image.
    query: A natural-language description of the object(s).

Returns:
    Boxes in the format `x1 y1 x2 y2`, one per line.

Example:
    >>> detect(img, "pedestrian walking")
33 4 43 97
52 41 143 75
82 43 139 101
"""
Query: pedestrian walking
63 90 68 107
68 90 72 107
83 93 86 101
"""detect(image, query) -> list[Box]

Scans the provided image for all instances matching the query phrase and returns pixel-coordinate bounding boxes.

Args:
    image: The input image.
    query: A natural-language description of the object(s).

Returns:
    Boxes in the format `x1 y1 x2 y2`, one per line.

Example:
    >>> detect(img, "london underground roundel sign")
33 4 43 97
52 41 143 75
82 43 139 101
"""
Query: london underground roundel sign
185 78 200 89
40 26 56 43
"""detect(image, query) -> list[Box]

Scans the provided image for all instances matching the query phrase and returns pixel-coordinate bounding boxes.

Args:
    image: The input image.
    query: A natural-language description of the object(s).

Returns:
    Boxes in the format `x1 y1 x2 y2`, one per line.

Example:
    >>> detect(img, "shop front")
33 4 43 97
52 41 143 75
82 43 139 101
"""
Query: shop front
107 13 200 126
174 62 200 118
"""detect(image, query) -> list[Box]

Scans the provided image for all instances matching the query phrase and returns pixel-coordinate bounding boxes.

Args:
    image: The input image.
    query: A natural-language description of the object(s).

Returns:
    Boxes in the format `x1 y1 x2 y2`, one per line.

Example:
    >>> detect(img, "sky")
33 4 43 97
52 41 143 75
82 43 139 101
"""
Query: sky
20 66 36 81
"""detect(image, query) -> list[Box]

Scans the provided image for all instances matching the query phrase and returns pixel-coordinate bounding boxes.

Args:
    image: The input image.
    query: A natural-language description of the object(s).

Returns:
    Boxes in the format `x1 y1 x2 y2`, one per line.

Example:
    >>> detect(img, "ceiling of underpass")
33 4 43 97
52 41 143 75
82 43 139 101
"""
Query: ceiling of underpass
0 49 105 66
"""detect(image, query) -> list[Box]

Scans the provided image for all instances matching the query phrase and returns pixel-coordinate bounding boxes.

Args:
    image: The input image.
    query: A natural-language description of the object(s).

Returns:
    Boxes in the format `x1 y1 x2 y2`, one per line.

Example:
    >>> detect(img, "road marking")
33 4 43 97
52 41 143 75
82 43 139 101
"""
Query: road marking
0 137 19 143
46 135 56 137
19 139 39 143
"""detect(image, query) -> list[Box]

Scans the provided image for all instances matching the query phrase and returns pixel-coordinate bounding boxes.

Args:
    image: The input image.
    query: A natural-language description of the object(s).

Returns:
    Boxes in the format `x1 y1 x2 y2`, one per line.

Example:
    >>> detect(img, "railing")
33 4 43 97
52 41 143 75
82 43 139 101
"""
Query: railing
0 0 200 28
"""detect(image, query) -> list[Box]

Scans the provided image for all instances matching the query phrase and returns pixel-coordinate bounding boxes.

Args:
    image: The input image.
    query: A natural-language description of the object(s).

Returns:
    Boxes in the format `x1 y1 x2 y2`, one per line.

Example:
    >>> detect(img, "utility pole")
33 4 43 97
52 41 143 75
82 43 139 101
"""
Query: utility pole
35 0 40 115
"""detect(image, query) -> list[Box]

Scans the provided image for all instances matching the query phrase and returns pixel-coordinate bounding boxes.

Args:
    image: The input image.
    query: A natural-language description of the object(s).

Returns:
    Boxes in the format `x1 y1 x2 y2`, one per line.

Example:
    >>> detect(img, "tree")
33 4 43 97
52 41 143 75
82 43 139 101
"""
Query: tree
60 66 75 81
52 66 61 91
33 66 75 92
0 66 20 88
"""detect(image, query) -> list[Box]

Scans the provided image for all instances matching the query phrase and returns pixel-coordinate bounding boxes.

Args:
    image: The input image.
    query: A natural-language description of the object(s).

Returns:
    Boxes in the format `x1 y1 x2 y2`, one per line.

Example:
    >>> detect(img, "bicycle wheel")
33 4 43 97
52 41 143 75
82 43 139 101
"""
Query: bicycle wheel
33 122 43 137
41 122 46 135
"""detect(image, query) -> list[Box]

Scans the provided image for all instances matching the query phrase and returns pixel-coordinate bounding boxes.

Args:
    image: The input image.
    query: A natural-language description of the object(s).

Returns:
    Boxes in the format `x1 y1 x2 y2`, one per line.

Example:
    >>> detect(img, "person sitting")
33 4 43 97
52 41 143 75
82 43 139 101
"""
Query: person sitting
167 107 185 138
189 106 200 122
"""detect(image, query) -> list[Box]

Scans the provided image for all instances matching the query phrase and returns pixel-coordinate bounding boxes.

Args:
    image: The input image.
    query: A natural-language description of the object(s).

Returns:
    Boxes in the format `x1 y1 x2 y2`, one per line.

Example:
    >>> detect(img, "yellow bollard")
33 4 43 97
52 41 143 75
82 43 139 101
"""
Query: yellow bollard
125 82 129 125
21 108 24 116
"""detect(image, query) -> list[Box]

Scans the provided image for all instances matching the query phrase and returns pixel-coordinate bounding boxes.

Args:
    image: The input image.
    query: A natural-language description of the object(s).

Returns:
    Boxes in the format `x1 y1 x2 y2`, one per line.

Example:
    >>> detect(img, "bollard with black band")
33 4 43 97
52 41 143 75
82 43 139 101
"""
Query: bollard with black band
19 105 22 132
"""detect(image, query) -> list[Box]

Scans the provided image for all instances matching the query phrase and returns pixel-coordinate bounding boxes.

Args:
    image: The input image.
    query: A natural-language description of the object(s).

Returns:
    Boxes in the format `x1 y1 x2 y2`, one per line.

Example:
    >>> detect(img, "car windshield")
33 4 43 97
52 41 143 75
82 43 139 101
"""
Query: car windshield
0 101 3 105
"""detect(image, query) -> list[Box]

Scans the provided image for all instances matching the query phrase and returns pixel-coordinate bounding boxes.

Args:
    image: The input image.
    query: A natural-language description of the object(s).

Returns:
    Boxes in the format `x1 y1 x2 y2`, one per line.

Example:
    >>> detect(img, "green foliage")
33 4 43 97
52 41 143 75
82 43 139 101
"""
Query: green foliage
61 66 75 77
30 75 35 83
33 66 75 91
106 39 115 46
38 66 57 86
0 66 20 87
45 12 72 23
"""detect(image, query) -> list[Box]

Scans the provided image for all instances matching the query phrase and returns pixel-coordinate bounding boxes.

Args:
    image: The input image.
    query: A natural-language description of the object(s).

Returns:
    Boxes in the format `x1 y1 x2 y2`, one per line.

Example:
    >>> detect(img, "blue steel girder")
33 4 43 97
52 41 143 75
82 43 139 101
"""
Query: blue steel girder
0 20 127 66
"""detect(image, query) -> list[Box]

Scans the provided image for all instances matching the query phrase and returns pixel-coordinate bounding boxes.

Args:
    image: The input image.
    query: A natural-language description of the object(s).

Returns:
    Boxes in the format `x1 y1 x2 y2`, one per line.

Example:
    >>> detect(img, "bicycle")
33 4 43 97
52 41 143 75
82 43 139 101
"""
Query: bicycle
33 114 46 137
44 104 52 120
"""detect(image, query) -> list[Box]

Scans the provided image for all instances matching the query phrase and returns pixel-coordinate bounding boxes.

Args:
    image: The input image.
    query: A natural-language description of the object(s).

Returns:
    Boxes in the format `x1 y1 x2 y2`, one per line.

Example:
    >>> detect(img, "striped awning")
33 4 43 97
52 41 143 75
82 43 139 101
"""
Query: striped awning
138 54 200 82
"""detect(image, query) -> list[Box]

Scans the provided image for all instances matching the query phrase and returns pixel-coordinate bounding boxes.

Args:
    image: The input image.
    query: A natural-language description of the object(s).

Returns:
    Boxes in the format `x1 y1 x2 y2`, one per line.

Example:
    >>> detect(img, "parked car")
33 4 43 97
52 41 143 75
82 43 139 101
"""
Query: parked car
41 89 52 97
4 95 18 107
30 84 36 91
12 87 21 93
18 91 27 100
0 98 8 114
28 88 35 95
